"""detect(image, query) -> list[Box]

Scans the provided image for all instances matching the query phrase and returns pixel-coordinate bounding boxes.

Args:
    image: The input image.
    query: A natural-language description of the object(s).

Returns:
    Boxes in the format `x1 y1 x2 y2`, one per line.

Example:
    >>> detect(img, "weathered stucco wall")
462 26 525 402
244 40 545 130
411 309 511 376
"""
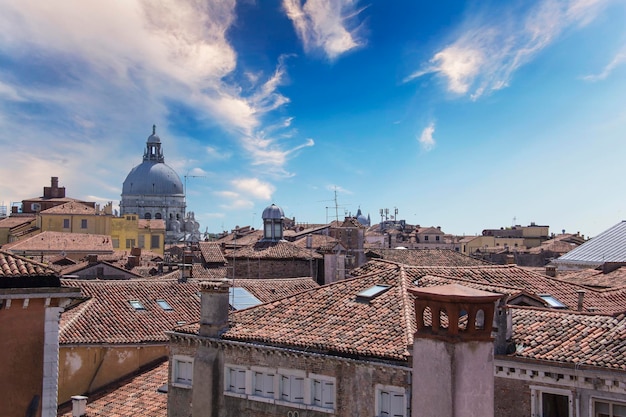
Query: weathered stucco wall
0 297 46 417
58 344 167 404
168 338 411 417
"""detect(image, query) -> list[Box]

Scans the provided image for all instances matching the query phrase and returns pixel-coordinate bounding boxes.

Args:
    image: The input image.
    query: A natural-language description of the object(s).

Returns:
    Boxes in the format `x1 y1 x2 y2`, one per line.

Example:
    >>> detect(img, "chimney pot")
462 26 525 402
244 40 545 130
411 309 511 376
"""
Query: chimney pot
577 290 586 312
71 395 88 417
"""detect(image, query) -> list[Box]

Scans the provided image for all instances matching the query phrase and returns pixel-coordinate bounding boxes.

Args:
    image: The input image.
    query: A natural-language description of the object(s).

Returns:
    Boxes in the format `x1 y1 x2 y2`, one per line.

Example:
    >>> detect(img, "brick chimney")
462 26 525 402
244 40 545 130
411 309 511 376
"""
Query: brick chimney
192 279 231 417
408 284 503 417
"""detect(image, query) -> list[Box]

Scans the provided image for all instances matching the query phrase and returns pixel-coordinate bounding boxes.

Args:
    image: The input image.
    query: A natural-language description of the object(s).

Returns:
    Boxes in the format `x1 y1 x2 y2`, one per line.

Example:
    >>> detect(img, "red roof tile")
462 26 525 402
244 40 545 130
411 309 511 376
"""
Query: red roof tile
198 242 227 264
0 250 58 278
365 249 490 267
40 201 96 215
509 307 626 370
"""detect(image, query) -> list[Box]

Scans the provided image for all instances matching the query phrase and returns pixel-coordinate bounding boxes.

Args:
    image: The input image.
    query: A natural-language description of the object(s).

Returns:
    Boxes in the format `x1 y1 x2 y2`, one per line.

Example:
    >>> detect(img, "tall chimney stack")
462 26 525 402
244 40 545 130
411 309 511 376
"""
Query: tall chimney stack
192 279 231 417
408 284 503 417
577 290 586 312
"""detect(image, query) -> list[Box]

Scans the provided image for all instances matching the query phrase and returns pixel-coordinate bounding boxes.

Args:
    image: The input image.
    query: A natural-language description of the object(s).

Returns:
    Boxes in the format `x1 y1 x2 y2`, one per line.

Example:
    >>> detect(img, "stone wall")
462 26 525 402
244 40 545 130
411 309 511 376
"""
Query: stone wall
168 337 411 417
231 259 318 280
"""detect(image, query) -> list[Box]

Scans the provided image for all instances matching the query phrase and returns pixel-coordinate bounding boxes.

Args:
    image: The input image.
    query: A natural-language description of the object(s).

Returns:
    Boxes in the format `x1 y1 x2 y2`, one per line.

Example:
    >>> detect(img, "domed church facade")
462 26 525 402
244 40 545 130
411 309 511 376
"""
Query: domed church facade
120 126 186 242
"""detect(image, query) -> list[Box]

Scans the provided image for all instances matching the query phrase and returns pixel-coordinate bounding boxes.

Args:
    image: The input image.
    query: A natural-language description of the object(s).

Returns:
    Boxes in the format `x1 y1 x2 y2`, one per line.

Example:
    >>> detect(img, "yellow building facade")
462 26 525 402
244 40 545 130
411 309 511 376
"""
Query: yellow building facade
110 215 166 255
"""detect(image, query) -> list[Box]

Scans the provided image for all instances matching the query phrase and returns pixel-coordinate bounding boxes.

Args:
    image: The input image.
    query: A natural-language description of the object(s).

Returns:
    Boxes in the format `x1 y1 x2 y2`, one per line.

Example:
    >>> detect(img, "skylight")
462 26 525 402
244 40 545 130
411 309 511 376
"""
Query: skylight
229 287 262 310
156 299 173 311
357 285 391 300
129 300 145 310
539 294 567 309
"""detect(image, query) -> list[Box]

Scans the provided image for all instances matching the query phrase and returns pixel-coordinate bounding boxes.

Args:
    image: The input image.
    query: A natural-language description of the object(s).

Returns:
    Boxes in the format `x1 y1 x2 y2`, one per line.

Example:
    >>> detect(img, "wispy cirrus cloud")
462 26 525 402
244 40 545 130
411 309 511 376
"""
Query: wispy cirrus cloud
418 123 436 151
216 177 275 211
0 0 312 212
406 0 610 99
326 184 352 194
282 0 366 60
582 46 626 82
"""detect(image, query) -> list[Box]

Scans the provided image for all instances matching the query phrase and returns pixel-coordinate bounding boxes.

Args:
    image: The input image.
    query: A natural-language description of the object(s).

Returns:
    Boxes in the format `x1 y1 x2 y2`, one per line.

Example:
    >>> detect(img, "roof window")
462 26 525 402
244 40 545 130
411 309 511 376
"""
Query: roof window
229 287 262 310
156 299 173 311
539 294 567 309
129 300 146 310
357 285 391 301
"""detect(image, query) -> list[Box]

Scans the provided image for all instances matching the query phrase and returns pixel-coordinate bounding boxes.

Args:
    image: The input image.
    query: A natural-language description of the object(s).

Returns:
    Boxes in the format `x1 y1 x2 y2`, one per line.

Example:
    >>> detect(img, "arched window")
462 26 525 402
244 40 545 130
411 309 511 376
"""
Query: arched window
155 213 162 219
144 213 152 220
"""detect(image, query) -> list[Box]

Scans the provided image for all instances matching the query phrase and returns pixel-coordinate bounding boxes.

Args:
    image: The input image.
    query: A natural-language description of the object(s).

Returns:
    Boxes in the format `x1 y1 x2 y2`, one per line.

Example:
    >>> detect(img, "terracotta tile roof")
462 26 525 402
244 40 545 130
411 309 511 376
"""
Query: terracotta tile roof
172 262 626 371
555 267 626 289
0 250 58 278
59 278 202 344
233 277 319 302
365 249 490 267
3 231 113 254
351 259 626 315
292 234 343 252
59 273 318 345
198 242 227 264
57 360 167 417
138 219 166 230
40 201 95 215
176 265 419 362
0 215 36 228
228 240 322 260
215 229 264 246
60 260 143 279
508 307 626 370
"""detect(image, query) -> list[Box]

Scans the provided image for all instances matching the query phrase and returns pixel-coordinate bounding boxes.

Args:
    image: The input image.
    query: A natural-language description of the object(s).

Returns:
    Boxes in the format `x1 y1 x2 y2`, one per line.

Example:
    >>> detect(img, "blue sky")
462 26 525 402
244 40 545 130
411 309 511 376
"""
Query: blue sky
0 0 624 238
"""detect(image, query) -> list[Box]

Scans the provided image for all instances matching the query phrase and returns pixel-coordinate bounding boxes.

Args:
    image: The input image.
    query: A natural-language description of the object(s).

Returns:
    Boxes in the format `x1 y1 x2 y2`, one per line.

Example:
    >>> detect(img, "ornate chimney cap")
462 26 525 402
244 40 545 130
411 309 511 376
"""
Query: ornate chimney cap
408 283 503 303
200 278 232 293
409 283 504 342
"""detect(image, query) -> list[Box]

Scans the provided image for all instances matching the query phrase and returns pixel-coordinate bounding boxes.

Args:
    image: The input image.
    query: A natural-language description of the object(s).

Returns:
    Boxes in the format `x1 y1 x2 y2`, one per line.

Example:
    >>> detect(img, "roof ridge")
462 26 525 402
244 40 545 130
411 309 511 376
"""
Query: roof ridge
396 265 416 353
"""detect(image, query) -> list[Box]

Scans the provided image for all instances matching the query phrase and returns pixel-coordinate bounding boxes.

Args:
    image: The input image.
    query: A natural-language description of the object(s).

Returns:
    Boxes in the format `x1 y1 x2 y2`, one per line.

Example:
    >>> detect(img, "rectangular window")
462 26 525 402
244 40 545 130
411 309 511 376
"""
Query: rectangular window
311 375 335 410
594 399 626 417
253 370 275 399
112 238 119 249
226 367 247 394
63 219 70 229
172 356 193 388
151 234 160 249
138 234 145 249
424 236 429 241
281 374 305 404
376 385 407 417
531 386 573 417
435 235 440 241
126 239 136 249
81 219 87 229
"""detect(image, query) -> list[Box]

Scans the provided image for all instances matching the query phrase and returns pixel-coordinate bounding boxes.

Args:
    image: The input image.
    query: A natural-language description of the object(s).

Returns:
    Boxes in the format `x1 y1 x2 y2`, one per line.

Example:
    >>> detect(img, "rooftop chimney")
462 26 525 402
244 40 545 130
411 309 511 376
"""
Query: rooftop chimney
193 279 232 417
408 284 503 417
198 279 231 337
577 290 586 312
545 265 557 278
71 395 87 417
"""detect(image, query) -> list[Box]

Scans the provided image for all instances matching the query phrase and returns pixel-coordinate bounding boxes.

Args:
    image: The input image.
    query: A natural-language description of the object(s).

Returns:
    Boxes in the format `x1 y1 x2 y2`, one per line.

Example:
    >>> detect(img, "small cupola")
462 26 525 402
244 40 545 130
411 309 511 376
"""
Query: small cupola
262 203 284 241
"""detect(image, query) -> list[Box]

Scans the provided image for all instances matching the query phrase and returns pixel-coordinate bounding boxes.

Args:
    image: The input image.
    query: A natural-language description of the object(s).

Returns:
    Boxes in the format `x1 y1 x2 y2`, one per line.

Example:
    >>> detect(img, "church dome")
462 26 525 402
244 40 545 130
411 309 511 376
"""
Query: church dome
356 208 369 226
262 203 284 220
122 162 183 195
121 126 183 196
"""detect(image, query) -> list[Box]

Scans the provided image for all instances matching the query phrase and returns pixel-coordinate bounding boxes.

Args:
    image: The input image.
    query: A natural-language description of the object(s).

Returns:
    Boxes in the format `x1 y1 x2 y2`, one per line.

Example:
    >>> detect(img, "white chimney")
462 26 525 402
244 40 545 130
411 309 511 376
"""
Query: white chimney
71 395 87 417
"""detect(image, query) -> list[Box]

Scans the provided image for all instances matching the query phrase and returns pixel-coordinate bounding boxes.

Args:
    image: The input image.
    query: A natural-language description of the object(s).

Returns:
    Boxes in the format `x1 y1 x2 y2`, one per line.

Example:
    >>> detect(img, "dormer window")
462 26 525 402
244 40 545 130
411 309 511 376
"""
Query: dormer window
539 294 567 309
129 300 145 310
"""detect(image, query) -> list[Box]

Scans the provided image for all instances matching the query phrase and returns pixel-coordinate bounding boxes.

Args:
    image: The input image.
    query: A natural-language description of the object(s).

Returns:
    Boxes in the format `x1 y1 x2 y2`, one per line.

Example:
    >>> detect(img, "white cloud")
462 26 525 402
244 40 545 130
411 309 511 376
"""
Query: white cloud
582 46 626 82
232 178 275 200
0 1 313 211
326 184 352 194
407 0 611 98
418 123 436 151
282 0 365 60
